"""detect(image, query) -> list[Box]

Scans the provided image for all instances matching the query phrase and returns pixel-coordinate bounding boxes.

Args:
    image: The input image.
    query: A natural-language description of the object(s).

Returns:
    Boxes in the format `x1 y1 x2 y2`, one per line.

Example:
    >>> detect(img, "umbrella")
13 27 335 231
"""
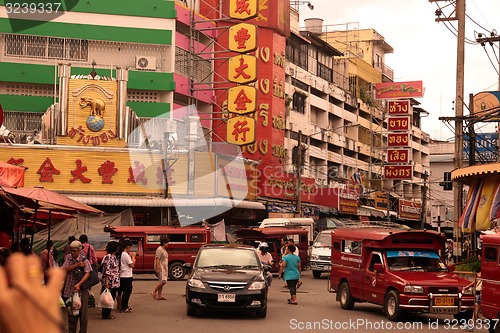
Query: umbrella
23 208 77 241
2 187 102 245
2 187 102 214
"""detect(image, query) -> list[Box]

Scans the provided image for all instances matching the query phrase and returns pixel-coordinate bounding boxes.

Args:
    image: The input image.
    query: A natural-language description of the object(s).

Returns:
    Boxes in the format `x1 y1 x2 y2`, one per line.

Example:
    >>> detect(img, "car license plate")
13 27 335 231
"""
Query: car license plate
218 294 236 302
434 296 454 306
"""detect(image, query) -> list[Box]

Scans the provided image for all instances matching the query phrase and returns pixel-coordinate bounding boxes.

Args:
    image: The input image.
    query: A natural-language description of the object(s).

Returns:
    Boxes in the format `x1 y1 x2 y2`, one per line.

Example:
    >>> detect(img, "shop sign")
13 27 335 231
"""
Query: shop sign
383 165 413 180
387 100 411 115
387 149 410 164
229 0 258 20
387 116 410 131
226 116 256 145
375 81 424 99
228 23 257 53
399 199 422 221
227 86 257 114
387 133 410 147
338 188 359 215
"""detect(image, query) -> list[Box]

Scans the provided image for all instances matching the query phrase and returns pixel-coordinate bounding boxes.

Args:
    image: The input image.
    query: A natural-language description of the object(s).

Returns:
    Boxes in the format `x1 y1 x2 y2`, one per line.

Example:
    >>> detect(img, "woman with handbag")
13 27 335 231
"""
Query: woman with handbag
100 241 120 319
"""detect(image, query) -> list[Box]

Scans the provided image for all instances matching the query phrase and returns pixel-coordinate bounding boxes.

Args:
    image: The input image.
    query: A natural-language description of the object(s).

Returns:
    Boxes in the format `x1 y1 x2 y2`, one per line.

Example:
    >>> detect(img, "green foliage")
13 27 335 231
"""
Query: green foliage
455 255 481 273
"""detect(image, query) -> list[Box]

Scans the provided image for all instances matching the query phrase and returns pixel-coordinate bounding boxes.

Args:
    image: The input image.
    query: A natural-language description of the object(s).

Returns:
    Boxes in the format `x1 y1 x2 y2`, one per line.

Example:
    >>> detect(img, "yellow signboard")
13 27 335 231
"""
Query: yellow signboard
227 86 257 114
229 0 258 20
228 23 258 53
226 116 256 145
473 91 500 121
65 79 124 148
228 55 257 84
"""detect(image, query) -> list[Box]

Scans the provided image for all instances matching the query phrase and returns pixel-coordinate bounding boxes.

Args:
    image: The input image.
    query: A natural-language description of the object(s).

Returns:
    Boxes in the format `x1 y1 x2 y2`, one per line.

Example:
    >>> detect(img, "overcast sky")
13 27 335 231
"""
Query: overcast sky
299 0 500 141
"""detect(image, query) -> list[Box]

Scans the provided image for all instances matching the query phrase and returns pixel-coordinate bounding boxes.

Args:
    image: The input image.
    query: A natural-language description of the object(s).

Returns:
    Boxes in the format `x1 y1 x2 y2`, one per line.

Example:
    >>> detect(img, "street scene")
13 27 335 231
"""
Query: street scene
1 0 500 332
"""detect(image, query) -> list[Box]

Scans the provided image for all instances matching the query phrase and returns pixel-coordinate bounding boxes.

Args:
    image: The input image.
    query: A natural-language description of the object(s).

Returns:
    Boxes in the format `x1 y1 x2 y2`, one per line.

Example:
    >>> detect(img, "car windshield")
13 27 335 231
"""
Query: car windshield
386 250 448 272
313 233 331 247
196 248 260 269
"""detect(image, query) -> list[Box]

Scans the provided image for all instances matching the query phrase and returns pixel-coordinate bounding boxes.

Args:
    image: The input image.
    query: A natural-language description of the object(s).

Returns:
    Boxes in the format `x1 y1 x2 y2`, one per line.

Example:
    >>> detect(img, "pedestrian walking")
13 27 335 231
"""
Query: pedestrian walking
287 239 302 289
118 240 135 313
151 237 169 300
279 244 301 305
100 241 120 319
61 240 92 333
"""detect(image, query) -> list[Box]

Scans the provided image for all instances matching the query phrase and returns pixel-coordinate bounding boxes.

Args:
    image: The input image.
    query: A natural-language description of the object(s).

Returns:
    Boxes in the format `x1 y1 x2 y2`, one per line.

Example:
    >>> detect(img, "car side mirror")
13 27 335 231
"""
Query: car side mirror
373 263 383 272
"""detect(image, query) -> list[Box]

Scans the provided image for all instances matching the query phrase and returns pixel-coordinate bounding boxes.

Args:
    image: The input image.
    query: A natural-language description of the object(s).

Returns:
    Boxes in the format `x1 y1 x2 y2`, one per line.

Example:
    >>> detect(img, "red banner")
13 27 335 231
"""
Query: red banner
375 81 423 99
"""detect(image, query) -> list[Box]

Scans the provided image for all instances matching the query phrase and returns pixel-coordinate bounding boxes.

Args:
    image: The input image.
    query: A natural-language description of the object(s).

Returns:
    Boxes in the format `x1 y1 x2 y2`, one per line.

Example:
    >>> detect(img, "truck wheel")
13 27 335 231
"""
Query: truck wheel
169 262 186 281
339 282 355 310
312 270 322 279
384 290 402 321
187 304 196 316
256 307 267 318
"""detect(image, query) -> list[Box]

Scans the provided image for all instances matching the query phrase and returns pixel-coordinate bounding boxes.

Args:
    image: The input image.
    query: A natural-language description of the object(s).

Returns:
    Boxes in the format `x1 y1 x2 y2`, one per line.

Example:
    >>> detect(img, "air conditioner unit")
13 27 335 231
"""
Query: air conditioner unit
135 56 156 71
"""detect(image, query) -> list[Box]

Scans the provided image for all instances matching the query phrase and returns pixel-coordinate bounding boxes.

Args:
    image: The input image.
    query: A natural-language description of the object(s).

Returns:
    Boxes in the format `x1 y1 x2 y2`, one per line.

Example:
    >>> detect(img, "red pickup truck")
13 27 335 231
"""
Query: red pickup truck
328 227 475 321
481 230 500 333
96 225 211 280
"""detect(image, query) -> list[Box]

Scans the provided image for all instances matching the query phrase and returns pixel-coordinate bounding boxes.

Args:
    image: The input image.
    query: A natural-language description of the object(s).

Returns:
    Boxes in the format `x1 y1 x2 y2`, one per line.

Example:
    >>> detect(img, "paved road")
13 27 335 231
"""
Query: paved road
82 272 491 333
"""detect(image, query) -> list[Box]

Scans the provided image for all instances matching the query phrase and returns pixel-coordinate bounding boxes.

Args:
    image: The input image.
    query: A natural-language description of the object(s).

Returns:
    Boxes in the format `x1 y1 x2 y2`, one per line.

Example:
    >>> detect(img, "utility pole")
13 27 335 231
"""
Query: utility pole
295 130 303 217
421 171 428 229
431 0 466 258
475 35 500 89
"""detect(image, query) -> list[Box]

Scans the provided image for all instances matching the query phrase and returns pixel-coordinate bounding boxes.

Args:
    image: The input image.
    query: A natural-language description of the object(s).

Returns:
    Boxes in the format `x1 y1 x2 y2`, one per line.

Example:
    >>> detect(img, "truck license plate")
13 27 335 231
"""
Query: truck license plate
218 294 236 302
434 297 454 306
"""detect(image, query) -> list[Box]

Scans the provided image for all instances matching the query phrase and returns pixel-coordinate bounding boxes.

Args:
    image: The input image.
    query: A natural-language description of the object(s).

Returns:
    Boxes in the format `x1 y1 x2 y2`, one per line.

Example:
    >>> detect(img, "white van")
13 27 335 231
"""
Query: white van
258 218 316 245
309 230 332 278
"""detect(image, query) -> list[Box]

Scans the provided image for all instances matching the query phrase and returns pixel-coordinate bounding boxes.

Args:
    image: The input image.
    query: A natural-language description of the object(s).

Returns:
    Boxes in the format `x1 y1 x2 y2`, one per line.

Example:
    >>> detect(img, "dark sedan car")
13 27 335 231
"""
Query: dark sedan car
185 244 268 318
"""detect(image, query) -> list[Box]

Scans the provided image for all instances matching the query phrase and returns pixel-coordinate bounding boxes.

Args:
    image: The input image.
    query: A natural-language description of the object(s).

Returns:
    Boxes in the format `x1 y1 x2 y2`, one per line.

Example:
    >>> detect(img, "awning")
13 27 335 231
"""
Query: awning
66 195 266 210
452 163 500 185
357 205 386 218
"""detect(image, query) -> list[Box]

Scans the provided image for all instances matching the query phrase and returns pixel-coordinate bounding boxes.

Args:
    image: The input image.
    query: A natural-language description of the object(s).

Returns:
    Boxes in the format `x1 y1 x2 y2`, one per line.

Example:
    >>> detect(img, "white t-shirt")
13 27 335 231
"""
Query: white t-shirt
120 252 133 278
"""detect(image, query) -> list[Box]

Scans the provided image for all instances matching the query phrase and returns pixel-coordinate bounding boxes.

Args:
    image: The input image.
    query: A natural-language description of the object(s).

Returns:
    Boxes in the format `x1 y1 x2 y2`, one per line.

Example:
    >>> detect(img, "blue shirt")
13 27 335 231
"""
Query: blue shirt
282 254 301 281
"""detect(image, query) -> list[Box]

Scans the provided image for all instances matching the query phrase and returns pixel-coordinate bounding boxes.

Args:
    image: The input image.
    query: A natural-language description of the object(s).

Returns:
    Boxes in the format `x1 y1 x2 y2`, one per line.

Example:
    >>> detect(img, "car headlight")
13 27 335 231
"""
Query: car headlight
310 254 319 260
404 285 424 293
248 281 266 290
462 286 473 295
187 278 205 289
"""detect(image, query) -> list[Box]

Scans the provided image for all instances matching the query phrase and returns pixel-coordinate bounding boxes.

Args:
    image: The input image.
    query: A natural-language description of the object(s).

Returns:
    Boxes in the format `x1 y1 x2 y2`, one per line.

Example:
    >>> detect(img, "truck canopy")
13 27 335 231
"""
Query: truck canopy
331 228 445 250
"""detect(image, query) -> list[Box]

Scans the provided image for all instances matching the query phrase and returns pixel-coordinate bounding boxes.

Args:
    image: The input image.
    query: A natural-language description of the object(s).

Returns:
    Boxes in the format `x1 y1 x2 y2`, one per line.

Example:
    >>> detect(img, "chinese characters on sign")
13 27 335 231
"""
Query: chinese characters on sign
226 3 259 147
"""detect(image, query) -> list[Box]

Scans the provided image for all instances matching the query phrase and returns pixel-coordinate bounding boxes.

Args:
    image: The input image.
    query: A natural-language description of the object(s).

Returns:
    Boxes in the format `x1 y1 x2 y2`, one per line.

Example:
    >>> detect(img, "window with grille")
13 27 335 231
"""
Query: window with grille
4 34 88 61
128 90 159 102
286 41 308 70
3 112 43 137
175 46 211 83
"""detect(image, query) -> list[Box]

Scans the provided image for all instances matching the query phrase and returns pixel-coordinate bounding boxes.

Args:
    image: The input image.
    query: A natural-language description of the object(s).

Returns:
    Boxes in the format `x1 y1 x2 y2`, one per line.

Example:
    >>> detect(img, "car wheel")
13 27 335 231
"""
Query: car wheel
312 270 321 279
384 290 402 321
169 262 186 281
339 282 355 310
186 304 196 317
454 310 473 321
256 307 267 318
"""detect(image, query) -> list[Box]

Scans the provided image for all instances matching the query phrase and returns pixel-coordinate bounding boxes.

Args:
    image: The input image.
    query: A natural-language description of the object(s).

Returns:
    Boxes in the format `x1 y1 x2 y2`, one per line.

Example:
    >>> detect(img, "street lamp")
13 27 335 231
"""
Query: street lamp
294 123 359 217
290 1 314 10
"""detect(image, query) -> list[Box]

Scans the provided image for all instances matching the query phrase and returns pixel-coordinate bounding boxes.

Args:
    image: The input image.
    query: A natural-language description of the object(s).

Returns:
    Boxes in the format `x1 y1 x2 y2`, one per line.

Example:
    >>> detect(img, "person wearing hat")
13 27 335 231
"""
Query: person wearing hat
61 240 92 333
257 242 274 287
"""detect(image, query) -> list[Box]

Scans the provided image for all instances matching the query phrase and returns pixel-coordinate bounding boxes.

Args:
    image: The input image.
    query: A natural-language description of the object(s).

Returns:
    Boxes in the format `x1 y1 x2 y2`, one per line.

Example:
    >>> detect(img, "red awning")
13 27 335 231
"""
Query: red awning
0 161 25 188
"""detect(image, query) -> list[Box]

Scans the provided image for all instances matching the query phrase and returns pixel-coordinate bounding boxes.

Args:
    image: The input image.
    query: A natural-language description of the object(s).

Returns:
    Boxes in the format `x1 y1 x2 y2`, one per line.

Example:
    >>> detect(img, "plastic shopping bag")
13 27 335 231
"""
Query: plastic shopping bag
66 291 81 316
97 288 114 309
